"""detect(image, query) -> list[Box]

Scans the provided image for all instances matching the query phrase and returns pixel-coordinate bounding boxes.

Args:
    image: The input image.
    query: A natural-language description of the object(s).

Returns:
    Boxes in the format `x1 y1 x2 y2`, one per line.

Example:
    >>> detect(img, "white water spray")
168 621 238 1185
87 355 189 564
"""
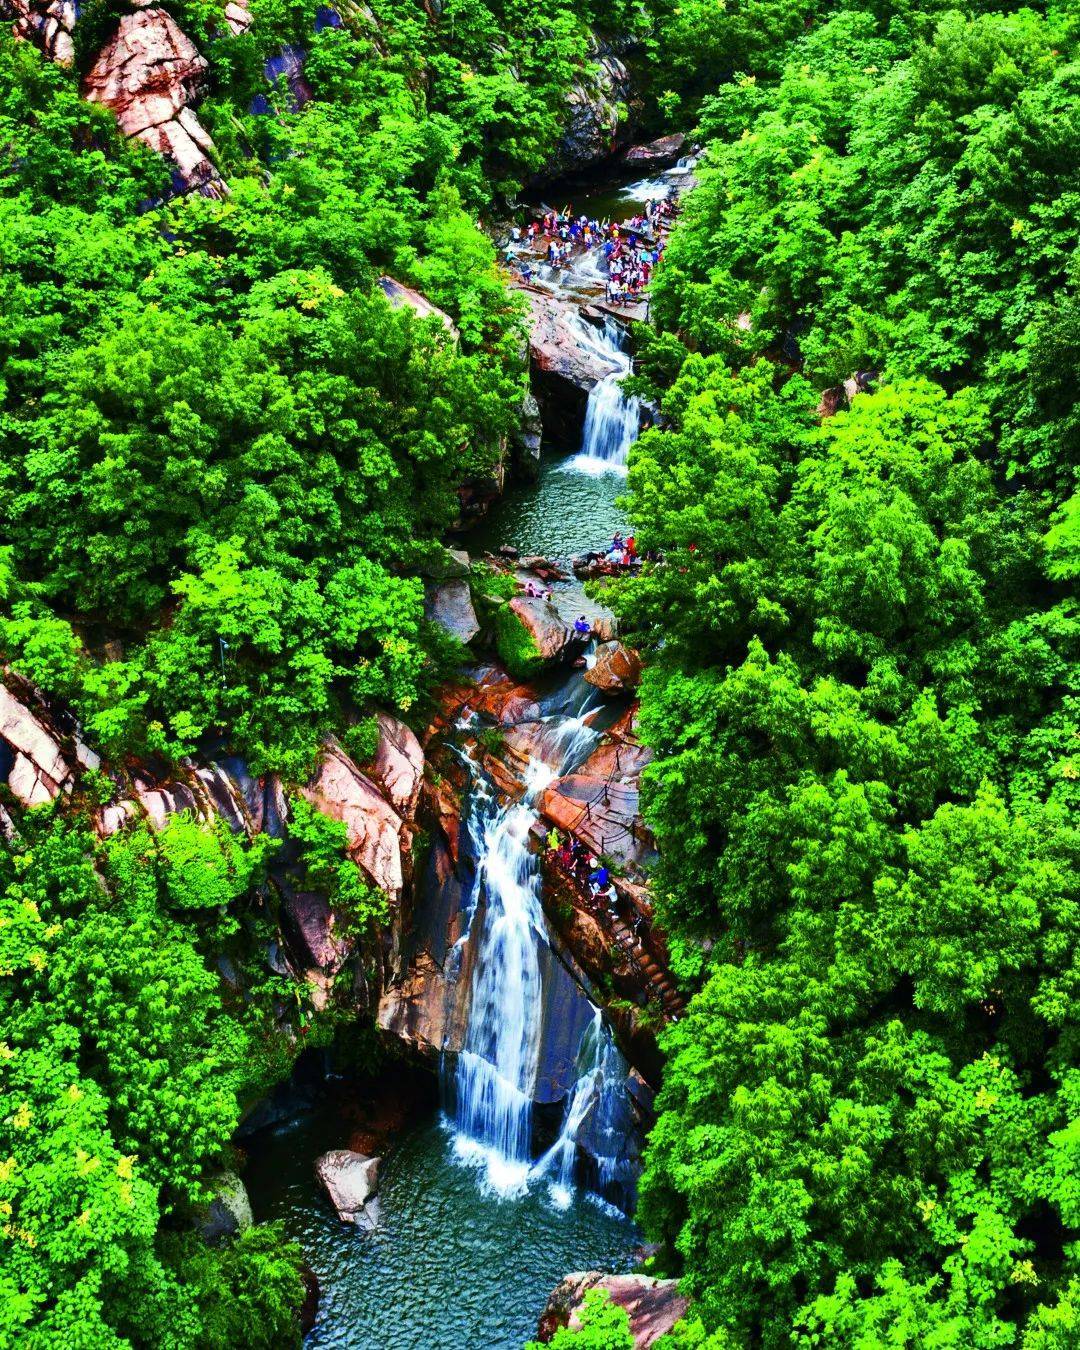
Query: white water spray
571 317 640 476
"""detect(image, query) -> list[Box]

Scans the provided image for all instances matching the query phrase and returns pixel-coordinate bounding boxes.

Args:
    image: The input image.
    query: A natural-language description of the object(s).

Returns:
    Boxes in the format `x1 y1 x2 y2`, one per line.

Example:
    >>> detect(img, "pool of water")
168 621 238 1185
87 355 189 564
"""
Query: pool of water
470 449 628 572
245 1105 639 1348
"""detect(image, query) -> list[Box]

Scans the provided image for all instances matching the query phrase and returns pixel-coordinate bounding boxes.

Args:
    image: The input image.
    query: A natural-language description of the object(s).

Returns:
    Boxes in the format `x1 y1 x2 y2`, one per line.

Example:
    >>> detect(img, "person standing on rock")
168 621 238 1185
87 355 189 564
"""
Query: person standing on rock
547 825 560 852
574 615 591 636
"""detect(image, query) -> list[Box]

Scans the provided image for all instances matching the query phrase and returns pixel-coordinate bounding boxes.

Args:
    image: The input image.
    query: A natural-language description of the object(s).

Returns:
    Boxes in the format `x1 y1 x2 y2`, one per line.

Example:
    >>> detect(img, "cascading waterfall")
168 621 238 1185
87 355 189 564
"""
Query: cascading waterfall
451 690 606 1196
530 1009 628 1210
572 316 640 476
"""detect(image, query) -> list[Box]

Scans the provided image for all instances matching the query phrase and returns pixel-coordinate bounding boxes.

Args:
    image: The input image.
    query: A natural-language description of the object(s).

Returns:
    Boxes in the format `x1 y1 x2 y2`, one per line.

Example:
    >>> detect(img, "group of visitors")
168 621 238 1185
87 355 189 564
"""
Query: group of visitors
546 829 620 914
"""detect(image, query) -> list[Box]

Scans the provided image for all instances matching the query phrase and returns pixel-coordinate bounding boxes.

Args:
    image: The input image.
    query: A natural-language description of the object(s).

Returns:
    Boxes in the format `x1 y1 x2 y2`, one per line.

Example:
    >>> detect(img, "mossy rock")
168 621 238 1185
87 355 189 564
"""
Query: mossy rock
493 605 544 679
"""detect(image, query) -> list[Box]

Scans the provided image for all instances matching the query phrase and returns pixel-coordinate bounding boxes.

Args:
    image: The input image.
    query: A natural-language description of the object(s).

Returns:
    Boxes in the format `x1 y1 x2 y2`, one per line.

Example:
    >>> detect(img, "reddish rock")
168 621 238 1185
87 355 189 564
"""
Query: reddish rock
302 744 404 901
519 290 622 393
542 773 648 866
84 9 223 195
585 641 642 694
504 595 586 667
282 890 351 974
7 0 76 64
223 0 252 34
368 713 424 821
377 277 459 338
537 1272 689 1347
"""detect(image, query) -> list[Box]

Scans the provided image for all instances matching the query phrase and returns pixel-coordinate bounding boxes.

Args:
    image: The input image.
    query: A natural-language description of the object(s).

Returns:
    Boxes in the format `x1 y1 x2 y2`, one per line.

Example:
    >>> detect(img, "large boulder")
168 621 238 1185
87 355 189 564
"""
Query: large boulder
377 277 459 339
584 641 642 695
621 132 686 169
520 291 622 394
368 713 424 821
539 41 633 179
495 597 586 677
196 1171 254 1245
425 579 481 647
537 1272 689 1347
314 1150 380 1229
83 8 223 196
301 744 404 901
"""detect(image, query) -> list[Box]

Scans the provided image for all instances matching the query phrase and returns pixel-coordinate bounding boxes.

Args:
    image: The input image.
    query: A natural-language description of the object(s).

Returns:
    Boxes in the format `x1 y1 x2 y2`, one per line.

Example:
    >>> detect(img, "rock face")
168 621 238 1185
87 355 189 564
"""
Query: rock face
425 579 481 646
5 0 76 64
537 1272 689 1347
521 290 621 394
539 41 633 180
281 889 352 974
377 277 459 339
368 712 424 820
301 743 405 901
314 1150 380 1229
84 7 224 196
499 596 587 671
585 641 642 695
0 680 75 807
621 132 686 168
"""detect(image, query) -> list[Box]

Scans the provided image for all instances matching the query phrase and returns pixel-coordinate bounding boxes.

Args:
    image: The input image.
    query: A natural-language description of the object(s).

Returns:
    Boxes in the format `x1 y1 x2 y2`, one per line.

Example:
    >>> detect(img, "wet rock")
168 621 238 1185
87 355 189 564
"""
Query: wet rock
584 641 642 695
520 290 621 394
314 1149 380 1227
196 1171 254 1245
621 132 686 169
302 744 404 901
84 8 224 196
366 713 423 821
377 277 459 339
537 1272 689 1347
424 579 480 646
539 40 633 180
512 391 543 479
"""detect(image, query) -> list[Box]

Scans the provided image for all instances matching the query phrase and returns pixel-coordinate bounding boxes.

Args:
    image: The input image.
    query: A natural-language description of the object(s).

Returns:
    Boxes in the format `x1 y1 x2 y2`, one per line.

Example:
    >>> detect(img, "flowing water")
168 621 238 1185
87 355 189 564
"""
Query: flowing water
244 168 668 1349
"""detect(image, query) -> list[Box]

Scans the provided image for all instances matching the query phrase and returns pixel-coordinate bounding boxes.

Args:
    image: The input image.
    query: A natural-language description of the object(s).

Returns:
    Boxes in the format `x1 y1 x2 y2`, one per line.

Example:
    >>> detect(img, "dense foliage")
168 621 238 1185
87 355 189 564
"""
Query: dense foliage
610 3 1080 1346
0 809 311 1345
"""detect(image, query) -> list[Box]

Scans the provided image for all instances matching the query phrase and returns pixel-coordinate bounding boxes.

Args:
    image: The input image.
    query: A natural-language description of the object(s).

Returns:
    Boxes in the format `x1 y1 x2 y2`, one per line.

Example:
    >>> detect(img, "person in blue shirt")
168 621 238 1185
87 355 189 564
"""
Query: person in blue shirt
589 862 610 894
574 615 591 636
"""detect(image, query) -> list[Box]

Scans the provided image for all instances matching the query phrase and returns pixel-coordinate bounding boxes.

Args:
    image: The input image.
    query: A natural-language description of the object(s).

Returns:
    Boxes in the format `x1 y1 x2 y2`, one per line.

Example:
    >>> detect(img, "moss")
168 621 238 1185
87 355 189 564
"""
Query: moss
493 604 543 679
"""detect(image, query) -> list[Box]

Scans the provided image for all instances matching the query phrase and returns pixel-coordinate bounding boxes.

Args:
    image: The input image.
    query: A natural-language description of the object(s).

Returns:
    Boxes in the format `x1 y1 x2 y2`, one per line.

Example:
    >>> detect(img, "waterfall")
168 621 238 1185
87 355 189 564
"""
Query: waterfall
572 317 640 477
530 1009 628 1210
450 697 605 1196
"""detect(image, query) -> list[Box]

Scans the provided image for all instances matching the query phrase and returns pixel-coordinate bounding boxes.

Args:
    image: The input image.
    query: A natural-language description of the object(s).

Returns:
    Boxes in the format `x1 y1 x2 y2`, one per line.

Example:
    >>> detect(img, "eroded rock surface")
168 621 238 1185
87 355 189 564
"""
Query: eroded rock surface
585 641 642 695
84 7 224 196
539 41 633 179
5 0 76 64
301 743 405 901
314 1150 380 1229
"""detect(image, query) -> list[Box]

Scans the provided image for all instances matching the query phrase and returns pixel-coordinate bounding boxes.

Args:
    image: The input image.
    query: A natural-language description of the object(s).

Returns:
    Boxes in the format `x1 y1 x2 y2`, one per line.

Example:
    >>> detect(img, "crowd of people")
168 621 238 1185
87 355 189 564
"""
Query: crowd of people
504 185 681 306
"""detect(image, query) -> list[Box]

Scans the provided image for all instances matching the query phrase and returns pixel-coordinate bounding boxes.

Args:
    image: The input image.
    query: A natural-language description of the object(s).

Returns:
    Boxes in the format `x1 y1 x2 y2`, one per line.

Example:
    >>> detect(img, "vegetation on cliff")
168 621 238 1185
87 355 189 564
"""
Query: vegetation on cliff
609 3 1080 1346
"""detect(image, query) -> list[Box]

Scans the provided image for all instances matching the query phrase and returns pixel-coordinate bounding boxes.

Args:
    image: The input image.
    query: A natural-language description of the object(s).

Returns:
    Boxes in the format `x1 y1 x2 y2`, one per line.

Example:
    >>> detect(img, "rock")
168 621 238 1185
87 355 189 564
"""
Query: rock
539 40 632 179
584 641 642 694
84 8 224 196
223 0 252 34
520 290 622 395
196 1171 254 1245
302 744 404 900
368 712 424 820
424 579 481 646
281 889 352 974
377 277 459 339
7 0 76 64
299 1264 320 1336
0 682 71 807
621 132 686 168
512 391 543 479
418 544 471 581
537 1272 689 1347
495 597 586 676
314 1149 380 1227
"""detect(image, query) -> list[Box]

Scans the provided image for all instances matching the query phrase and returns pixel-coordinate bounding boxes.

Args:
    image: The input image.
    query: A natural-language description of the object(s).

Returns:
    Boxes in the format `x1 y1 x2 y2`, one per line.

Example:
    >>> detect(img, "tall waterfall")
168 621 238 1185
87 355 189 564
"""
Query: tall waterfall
572 316 640 476
451 691 605 1196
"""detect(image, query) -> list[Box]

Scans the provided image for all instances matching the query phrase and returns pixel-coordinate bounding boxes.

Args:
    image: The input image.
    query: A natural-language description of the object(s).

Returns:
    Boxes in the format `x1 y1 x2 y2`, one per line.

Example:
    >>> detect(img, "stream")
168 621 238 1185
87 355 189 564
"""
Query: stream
244 162 687 1348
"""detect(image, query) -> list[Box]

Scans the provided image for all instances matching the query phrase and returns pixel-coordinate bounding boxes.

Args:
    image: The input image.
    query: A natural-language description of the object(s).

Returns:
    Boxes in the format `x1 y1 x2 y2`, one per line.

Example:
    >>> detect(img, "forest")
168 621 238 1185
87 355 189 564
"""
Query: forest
1 0 1078 1343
